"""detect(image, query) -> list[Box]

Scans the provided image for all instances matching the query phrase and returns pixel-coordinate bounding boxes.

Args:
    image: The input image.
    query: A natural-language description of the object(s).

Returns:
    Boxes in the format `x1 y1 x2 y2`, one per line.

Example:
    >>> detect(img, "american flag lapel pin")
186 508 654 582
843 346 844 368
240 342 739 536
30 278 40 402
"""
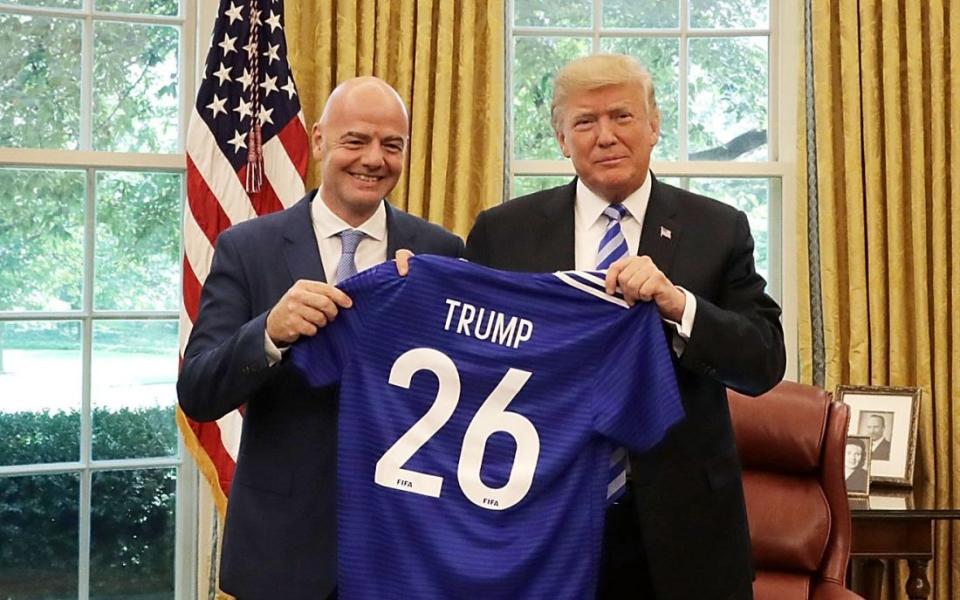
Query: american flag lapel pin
660 226 672 240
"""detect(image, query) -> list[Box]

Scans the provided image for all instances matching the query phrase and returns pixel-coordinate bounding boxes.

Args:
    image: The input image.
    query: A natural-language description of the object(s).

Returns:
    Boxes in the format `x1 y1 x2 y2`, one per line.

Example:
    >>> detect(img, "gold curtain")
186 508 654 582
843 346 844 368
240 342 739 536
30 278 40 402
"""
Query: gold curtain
284 0 505 238
800 0 960 597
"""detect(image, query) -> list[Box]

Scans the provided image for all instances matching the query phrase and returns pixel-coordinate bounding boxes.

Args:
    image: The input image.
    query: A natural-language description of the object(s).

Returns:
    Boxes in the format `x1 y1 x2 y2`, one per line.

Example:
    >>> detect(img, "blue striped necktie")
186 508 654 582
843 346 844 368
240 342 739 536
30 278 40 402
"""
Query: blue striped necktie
334 229 366 284
597 203 630 504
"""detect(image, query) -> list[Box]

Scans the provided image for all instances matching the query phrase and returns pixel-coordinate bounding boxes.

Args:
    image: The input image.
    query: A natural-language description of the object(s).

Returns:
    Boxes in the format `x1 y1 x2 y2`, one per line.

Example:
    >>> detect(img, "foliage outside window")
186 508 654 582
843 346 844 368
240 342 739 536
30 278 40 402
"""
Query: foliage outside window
0 0 190 597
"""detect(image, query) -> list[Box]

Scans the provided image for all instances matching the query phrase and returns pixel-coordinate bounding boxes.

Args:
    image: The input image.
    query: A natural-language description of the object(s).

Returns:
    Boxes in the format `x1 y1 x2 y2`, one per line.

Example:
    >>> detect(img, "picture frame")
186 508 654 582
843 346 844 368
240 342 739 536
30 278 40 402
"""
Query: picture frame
868 489 914 510
843 434 871 497
837 385 921 486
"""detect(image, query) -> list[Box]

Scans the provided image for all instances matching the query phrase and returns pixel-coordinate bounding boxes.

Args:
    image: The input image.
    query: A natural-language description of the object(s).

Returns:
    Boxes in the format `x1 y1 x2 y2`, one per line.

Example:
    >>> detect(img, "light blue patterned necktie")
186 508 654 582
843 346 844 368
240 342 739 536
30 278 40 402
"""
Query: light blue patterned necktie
597 203 630 504
334 229 366 284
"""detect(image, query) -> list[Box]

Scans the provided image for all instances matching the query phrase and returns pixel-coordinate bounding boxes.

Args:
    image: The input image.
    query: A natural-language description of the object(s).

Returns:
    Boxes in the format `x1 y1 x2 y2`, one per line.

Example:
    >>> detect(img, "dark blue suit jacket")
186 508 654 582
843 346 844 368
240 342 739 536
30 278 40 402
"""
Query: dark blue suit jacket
177 191 464 600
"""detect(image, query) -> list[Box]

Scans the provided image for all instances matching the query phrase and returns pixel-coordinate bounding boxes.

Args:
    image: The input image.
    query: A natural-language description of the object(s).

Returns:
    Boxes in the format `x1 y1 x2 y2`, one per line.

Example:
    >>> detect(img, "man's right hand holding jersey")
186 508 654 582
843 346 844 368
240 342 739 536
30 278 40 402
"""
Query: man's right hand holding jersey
266 280 353 346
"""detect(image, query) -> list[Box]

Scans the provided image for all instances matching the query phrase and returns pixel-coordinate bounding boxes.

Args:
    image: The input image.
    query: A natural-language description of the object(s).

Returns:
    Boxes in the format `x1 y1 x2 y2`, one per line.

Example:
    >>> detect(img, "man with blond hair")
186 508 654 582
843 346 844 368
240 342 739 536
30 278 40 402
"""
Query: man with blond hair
466 54 785 599
178 76 463 600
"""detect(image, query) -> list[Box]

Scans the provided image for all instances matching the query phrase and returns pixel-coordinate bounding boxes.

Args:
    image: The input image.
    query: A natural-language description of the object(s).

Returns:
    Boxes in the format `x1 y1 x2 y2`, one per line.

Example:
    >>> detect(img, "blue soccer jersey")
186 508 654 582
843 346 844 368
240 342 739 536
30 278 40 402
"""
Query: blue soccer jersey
290 255 683 600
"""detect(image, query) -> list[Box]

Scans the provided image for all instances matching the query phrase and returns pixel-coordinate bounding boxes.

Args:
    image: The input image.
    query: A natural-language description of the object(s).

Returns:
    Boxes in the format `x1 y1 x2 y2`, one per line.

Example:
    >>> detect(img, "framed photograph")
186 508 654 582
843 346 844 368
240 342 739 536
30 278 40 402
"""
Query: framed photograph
837 385 921 486
843 434 871 497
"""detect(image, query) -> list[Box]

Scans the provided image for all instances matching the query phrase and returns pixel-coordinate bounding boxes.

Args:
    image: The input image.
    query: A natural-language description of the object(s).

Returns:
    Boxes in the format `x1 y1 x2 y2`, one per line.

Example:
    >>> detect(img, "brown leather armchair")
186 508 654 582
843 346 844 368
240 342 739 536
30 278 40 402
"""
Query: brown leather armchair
728 381 864 600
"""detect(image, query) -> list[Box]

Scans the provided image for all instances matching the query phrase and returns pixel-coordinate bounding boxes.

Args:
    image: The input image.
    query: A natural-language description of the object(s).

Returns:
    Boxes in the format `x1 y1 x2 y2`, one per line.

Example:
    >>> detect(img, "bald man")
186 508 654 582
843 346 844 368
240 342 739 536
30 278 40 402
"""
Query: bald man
178 77 464 600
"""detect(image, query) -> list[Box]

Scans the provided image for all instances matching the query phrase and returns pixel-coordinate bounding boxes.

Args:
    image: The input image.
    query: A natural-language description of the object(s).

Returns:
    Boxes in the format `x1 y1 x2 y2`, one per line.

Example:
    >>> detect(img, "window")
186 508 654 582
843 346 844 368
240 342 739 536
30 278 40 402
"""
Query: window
0 0 197 597
508 0 799 376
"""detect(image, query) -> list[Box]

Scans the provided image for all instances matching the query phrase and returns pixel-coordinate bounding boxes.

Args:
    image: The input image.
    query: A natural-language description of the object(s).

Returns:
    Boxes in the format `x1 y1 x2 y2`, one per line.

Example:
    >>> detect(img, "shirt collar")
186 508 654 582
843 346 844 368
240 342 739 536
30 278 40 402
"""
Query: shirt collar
311 186 387 242
575 171 652 228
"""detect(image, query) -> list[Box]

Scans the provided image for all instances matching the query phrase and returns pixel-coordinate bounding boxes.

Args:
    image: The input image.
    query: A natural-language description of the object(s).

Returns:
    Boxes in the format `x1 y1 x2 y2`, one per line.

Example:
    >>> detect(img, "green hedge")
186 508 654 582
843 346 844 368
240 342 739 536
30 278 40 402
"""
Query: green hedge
0 407 178 598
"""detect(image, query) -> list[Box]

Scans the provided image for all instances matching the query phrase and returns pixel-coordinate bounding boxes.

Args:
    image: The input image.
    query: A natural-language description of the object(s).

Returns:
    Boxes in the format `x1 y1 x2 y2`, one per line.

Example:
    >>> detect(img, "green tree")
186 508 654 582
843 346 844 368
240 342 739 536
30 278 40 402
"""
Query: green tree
0 8 181 369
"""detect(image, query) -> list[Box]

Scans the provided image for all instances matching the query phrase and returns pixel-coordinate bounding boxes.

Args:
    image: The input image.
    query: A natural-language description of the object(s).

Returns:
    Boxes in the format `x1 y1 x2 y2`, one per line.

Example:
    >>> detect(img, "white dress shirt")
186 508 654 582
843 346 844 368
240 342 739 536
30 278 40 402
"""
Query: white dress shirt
311 189 388 282
573 173 697 349
265 188 389 362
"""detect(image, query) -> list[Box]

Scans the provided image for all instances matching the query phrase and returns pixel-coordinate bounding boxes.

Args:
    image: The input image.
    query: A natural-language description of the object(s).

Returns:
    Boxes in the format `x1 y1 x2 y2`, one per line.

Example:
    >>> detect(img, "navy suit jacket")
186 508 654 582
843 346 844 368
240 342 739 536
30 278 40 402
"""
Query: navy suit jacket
177 191 464 600
466 176 786 599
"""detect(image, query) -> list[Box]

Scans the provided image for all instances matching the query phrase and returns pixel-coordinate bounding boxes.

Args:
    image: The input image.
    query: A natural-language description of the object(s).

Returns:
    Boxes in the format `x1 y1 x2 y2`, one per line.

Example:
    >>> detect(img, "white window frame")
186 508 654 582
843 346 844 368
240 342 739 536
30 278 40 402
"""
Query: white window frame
0 0 204 595
506 0 800 379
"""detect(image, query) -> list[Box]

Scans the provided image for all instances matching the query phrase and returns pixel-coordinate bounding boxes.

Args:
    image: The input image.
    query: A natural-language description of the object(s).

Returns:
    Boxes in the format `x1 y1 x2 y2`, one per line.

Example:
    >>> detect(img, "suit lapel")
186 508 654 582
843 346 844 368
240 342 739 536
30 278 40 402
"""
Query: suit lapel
385 201 415 258
535 180 577 271
637 176 681 277
282 190 328 283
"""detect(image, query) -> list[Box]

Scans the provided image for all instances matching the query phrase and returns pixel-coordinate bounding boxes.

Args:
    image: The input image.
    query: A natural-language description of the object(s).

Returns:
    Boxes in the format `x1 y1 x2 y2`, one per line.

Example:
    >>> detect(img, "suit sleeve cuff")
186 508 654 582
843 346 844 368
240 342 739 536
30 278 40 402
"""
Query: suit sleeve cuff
663 287 697 356
264 330 288 366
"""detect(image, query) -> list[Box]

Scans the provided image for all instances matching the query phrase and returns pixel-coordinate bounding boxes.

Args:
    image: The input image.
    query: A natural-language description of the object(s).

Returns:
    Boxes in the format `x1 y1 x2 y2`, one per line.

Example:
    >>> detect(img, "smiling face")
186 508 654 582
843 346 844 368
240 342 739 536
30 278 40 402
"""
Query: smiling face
312 78 409 226
554 82 660 204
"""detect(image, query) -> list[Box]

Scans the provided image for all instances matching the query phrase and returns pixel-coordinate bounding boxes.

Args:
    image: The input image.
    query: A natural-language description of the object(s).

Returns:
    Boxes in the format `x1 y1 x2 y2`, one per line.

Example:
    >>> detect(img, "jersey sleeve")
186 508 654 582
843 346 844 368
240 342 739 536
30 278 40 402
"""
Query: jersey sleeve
287 263 392 388
591 301 685 453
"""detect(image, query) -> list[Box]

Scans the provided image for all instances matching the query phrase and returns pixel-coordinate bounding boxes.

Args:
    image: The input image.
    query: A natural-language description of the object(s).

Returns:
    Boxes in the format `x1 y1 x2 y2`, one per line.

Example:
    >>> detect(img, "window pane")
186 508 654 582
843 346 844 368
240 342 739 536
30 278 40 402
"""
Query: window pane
0 168 85 312
95 0 178 16
603 0 679 28
600 37 680 161
93 23 179 152
514 0 591 28
513 37 590 160
688 37 768 161
94 171 182 311
91 320 178 460
3 0 80 7
689 0 769 29
90 468 176 599
0 321 82 466
0 473 80 598
688 178 769 282
0 15 81 149
512 175 572 198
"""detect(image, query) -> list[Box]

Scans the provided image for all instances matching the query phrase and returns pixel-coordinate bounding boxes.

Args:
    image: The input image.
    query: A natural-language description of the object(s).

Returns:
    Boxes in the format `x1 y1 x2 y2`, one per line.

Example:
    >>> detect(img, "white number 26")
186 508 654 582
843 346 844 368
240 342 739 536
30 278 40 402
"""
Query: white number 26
374 348 540 511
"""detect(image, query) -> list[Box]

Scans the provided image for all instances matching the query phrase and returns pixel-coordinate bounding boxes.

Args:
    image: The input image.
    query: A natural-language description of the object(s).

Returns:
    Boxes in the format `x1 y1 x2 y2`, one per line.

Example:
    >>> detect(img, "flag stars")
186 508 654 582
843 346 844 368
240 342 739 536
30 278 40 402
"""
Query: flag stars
206 94 228 118
238 68 253 91
263 43 280 65
281 77 297 99
258 107 274 126
218 33 237 56
264 11 282 32
212 62 232 86
224 1 243 24
244 38 258 59
228 130 247 154
260 74 279 97
250 8 261 27
234 98 253 120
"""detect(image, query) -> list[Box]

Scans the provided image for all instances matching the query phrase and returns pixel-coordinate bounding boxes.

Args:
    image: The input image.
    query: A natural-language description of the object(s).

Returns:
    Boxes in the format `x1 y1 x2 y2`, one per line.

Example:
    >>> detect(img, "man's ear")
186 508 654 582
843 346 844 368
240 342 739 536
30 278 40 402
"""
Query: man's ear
311 122 324 161
556 129 571 158
649 118 661 147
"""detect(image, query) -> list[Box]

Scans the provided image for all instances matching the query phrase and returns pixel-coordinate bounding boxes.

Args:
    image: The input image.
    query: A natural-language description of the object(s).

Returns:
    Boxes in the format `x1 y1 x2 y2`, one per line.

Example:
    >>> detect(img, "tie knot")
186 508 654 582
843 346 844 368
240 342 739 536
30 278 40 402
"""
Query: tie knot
337 229 365 254
603 203 627 222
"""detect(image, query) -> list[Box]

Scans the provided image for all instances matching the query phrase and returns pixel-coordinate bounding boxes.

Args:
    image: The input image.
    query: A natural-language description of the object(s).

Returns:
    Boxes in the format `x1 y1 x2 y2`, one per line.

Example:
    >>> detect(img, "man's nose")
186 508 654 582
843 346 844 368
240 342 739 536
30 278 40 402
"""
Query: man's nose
597 118 617 147
361 143 385 168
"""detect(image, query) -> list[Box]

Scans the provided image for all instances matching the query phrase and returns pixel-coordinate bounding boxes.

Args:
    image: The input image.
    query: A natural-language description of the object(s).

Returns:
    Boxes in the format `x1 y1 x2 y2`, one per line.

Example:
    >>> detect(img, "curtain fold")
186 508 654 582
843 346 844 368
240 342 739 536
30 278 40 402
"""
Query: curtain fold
284 0 504 238
801 1 959 597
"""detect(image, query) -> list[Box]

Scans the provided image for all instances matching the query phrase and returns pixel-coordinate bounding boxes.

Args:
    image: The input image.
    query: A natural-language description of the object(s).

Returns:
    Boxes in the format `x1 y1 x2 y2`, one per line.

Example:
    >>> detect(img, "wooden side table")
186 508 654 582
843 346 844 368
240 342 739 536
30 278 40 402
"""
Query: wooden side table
849 490 960 600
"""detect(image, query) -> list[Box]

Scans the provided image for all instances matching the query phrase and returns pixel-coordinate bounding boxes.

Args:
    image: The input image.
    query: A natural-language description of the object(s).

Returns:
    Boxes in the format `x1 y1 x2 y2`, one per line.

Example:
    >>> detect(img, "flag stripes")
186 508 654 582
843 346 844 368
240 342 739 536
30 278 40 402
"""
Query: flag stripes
178 0 309 512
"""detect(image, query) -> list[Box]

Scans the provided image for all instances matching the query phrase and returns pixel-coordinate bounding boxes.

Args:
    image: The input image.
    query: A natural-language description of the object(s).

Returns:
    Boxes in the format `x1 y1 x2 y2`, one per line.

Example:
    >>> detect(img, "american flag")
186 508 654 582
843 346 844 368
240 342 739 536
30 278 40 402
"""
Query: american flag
178 0 309 511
